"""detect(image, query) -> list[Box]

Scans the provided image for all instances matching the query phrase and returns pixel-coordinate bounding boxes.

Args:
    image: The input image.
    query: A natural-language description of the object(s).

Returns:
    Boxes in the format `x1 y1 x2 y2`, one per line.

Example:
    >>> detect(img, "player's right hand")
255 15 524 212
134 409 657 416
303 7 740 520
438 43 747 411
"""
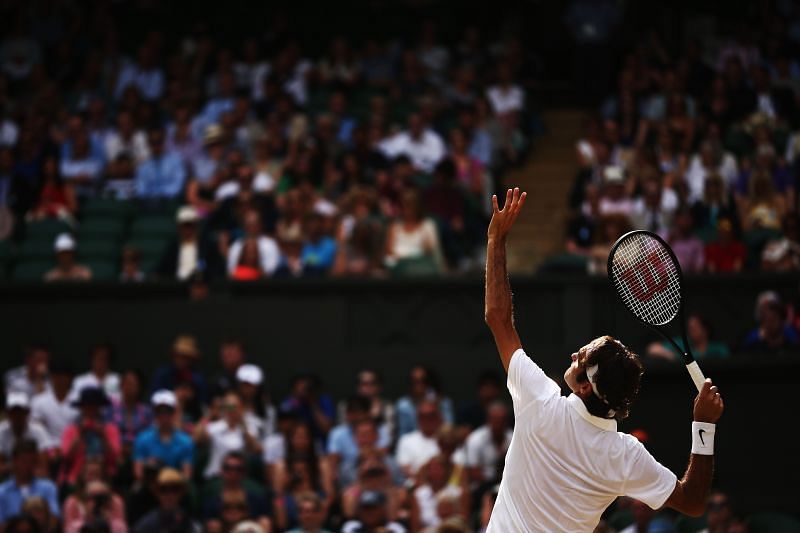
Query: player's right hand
693 378 724 423
488 187 527 240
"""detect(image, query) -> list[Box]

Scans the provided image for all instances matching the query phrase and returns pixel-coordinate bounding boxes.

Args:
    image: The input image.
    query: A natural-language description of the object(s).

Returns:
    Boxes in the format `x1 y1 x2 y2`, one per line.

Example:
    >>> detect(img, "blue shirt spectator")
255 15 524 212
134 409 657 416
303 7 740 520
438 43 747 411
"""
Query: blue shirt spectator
0 439 60 524
133 391 195 478
135 128 187 199
301 213 337 275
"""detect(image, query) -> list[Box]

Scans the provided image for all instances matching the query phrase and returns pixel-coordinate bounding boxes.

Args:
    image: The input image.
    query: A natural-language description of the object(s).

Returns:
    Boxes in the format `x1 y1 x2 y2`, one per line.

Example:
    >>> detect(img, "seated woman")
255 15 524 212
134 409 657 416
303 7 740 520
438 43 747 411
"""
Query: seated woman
410 454 470 533
63 477 127 533
341 449 406 523
384 188 445 273
271 422 334 511
27 156 77 224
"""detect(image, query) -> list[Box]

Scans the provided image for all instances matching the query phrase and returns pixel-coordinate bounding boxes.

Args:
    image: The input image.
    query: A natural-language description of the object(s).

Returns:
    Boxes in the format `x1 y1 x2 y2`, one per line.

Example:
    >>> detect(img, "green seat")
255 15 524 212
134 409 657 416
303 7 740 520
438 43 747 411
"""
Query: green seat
26 219 72 240
85 260 117 281
78 218 125 240
390 256 440 277
748 512 800 533
20 239 56 261
12 260 53 281
0 240 14 275
126 238 170 260
537 253 589 274
77 239 121 261
675 514 707 533
129 216 176 239
81 198 134 219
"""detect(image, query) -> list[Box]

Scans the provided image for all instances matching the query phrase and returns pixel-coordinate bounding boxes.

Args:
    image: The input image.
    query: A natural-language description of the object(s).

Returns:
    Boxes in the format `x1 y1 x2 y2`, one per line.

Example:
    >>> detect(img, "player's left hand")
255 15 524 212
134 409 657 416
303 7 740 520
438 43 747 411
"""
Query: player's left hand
488 187 527 240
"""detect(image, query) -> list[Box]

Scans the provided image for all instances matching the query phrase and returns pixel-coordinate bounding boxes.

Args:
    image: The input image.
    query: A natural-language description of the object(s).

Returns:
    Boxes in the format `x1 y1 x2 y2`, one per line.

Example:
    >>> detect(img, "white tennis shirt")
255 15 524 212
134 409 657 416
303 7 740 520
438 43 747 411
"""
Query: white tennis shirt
487 350 677 532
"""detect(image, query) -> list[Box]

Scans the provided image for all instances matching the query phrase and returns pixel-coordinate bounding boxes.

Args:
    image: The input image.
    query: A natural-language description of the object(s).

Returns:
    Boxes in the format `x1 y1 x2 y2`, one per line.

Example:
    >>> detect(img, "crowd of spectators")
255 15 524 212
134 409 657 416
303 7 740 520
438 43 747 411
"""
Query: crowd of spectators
562 11 800 276
0 331 793 533
0 3 539 282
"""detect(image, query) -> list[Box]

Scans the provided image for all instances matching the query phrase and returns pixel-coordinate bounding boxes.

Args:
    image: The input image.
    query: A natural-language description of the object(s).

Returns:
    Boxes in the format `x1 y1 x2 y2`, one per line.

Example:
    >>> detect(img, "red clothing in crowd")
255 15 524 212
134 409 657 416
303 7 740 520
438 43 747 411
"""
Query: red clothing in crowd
705 241 745 272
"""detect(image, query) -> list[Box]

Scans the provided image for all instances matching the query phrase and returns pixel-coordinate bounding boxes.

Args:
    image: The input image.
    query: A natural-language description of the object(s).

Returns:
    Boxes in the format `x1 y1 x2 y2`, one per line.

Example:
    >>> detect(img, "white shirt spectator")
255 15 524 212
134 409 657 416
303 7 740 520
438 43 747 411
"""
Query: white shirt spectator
684 153 738 202
395 430 439 475
0 119 18 147
177 242 198 281
0 419 54 456
234 61 271 101
3 367 50 398
486 350 676 532
262 432 285 465
227 236 281 277
379 130 446 173
104 130 150 165
214 173 274 201
464 425 512 482
203 417 261 478
486 85 525 116
70 372 121 404
597 197 636 217
114 60 164 101
284 60 313 106
60 157 104 183
30 390 78 444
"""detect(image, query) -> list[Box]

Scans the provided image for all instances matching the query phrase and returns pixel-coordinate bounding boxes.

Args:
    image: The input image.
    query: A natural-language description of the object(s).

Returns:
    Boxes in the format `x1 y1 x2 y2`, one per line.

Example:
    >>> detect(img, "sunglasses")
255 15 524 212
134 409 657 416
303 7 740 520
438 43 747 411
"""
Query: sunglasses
159 485 183 494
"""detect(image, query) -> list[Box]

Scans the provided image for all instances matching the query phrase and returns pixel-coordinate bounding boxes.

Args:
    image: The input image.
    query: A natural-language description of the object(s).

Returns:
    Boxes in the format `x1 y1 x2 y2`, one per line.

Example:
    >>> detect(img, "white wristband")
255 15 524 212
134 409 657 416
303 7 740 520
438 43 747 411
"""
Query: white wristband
691 422 716 455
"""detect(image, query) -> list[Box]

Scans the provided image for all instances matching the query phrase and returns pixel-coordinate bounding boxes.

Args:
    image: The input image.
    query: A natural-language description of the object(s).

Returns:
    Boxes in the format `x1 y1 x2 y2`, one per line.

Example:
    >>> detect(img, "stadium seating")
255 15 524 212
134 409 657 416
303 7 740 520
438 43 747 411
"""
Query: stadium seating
747 512 800 533
12 260 53 281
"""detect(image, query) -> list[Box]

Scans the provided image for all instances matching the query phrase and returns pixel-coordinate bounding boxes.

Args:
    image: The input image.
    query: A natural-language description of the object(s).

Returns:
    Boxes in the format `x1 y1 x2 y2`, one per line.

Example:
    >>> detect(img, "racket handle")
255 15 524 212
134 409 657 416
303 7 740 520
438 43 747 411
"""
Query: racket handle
686 361 706 392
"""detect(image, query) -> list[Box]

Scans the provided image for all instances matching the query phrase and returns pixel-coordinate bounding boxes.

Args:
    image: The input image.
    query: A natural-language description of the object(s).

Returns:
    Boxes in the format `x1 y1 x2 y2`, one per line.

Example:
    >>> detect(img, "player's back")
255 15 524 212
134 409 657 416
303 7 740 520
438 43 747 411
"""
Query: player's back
487 350 676 532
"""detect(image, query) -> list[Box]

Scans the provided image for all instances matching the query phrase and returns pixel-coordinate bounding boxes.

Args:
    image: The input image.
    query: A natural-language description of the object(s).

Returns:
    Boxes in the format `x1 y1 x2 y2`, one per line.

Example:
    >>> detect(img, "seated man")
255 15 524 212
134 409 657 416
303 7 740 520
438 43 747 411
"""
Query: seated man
341 490 406 533
201 451 272 532
133 390 194 480
0 440 60 526
0 393 54 473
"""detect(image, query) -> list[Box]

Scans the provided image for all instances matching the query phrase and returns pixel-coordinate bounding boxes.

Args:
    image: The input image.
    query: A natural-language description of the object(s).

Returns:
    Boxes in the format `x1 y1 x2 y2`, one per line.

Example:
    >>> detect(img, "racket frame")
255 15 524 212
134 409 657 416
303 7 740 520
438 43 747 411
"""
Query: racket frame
607 230 706 392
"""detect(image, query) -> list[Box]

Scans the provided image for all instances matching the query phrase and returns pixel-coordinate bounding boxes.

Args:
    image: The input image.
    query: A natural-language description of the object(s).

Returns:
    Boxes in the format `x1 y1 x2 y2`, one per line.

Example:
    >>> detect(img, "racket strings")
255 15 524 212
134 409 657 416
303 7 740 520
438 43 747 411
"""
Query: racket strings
610 233 681 326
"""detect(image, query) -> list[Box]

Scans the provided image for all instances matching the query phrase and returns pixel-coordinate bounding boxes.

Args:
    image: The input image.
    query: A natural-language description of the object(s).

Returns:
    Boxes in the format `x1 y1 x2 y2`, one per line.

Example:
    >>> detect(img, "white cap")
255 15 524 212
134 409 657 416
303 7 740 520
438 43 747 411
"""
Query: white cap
54 233 76 253
151 389 177 408
6 391 30 410
236 364 263 385
176 206 200 224
603 165 624 184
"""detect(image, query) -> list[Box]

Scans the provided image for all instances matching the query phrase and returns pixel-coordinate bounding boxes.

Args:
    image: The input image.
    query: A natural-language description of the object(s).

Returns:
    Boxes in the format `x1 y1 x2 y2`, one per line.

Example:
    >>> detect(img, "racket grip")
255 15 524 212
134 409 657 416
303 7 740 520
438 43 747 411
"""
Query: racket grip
686 361 706 392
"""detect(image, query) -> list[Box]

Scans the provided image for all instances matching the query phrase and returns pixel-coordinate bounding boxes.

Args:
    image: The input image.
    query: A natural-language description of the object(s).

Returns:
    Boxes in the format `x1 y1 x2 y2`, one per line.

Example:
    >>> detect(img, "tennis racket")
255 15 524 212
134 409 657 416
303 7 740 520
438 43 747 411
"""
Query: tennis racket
607 230 706 392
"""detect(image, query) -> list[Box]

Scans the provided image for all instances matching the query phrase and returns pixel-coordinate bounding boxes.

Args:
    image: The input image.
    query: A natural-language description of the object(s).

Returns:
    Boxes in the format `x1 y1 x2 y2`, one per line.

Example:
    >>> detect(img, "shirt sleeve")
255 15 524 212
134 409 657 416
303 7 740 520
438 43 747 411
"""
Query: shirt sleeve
623 438 678 509
506 349 560 414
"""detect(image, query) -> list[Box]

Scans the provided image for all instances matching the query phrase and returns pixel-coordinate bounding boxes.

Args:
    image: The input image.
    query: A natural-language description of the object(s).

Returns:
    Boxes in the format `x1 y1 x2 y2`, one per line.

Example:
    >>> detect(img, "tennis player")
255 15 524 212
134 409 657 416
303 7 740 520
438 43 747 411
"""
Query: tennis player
484 188 724 532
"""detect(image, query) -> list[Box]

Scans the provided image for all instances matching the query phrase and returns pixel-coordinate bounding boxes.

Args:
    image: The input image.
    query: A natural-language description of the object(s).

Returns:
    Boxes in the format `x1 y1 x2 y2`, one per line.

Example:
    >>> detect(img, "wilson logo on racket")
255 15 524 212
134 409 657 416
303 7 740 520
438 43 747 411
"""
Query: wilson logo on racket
618 259 669 302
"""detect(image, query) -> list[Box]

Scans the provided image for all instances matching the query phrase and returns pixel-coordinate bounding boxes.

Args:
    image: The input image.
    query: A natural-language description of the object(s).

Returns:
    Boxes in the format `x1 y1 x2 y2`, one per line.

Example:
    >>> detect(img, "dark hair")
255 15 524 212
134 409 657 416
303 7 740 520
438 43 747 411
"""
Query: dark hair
4 515 41 533
577 336 644 420
689 314 714 339
223 450 246 464
477 370 502 388
90 342 115 363
346 395 371 413
12 438 39 458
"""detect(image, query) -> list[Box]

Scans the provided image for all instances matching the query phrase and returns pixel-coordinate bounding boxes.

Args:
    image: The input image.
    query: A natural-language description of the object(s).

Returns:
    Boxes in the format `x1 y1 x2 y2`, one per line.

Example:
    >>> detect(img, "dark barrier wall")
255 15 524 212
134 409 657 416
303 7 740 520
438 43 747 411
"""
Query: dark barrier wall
1 275 798 512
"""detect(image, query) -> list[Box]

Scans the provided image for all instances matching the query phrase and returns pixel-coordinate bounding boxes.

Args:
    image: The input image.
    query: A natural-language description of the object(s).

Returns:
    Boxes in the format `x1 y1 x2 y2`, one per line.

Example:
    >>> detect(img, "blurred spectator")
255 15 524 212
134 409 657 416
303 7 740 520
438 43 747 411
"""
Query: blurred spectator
201 451 272 532
332 195 385 277
114 44 164 102
463 401 511 489
30 362 77 447
134 127 187 200
341 490 406 533
119 246 145 282
131 468 199 533
149 335 209 405
271 422 334 514
587 214 631 275
71 342 121 403
411 455 469 533
486 63 524 119
0 441 59 527
396 365 454 438
743 294 800 355
44 233 92 282
761 214 800 271
235 363 276 439
103 154 138 201
704 490 733 533
597 166 635 218
379 114 446 173
739 170 785 232
21 495 58 532
340 448 404 522
630 173 678 233
108 370 152 454
666 208 705 273
647 314 731 361
60 126 104 197
456 370 503 430
104 110 150 165
285 491 332 533
705 217 745 273
385 189 445 273
210 338 247 399
617 498 675 533
62 479 127 533
300 212 337 276
27 156 76 223
328 398 391 485
337 370 395 440
396 400 444 478
0 393 53 462
227 210 280 279
280 374 335 445
4 345 50 398
690 173 740 238
133 390 194 481
194 391 261 479
59 387 121 487
154 206 224 281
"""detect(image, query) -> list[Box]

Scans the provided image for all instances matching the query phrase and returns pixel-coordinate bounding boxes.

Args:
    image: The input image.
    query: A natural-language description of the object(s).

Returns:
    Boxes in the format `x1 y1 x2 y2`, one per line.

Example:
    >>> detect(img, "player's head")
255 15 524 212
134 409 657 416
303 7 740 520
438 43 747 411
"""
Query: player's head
564 335 644 420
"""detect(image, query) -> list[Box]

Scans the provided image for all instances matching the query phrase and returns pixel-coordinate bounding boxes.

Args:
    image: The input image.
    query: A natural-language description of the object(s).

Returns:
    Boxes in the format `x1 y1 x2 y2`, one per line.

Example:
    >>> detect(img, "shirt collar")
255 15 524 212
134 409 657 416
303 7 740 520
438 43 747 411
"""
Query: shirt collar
567 394 617 432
